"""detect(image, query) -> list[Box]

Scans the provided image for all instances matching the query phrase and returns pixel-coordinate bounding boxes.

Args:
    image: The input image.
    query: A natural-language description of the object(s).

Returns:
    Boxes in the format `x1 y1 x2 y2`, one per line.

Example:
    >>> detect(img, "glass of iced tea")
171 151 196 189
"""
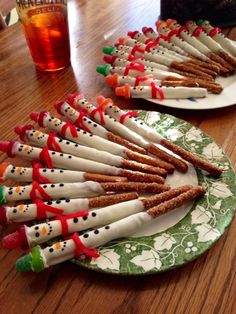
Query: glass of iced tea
16 0 70 72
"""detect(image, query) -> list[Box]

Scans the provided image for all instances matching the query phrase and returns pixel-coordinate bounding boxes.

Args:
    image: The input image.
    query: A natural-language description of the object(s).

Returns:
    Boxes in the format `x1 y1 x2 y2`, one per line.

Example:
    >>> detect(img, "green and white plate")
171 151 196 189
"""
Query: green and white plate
73 111 236 275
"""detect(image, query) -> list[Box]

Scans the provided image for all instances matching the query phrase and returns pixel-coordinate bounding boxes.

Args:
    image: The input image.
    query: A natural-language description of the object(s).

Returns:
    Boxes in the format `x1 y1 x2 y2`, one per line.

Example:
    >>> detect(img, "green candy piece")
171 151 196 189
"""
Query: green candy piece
16 246 45 272
0 185 6 205
197 19 206 26
16 254 33 272
96 64 111 77
103 46 115 55
31 246 45 272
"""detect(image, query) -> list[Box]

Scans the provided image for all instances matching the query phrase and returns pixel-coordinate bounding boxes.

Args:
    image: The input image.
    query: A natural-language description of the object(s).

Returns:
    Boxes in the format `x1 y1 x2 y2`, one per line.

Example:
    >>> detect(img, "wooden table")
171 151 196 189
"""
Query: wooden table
0 1 235 313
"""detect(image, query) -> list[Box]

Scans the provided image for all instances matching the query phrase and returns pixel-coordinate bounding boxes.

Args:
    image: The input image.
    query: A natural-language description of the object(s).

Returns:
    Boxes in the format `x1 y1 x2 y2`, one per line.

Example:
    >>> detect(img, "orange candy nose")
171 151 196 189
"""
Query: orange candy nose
115 84 131 99
105 73 119 88
0 162 9 183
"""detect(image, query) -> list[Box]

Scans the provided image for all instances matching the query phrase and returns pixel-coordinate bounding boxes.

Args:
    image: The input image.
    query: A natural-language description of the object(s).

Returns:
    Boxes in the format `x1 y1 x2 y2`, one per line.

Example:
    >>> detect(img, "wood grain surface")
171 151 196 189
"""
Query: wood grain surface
0 1 235 313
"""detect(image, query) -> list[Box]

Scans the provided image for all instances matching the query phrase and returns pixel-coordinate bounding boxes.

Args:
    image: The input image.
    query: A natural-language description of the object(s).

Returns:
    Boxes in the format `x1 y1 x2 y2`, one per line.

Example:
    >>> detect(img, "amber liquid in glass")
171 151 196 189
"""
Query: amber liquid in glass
18 5 70 71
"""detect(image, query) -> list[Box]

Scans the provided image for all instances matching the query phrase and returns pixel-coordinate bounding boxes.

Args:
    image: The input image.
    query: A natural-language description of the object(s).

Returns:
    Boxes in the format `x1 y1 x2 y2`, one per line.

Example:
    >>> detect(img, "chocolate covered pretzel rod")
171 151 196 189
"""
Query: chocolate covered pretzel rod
54 101 145 154
96 96 223 177
115 83 207 99
186 21 236 68
165 19 234 74
15 186 204 272
104 54 213 81
4 185 192 249
198 20 236 58
0 141 165 183
0 181 170 204
105 73 199 88
15 126 166 176
0 192 138 226
68 94 188 172
0 162 127 184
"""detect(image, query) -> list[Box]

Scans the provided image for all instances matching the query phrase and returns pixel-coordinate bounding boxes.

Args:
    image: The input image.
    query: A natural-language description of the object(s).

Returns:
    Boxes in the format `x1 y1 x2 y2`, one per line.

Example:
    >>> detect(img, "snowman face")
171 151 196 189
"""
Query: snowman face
158 24 168 35
11 166 27 176
172 21 180 29
202 20 211 30
132 86 144 92
52 117 62 127
64 105 77 118
186 20 196 30
31 130 45 141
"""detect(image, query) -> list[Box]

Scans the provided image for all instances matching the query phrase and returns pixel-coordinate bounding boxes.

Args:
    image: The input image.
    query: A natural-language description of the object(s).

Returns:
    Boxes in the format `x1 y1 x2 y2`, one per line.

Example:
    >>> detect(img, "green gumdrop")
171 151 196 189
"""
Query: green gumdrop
96 64 111 76
0 185 6 205
197 20 206 26
103 47 115 55
31 246 45 272
16 254 33 272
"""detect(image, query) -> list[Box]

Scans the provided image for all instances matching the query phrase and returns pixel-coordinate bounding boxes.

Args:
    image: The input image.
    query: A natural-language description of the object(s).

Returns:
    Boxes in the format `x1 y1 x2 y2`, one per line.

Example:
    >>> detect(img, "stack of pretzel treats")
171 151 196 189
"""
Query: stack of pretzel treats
97 19 236 100
0 94 221 272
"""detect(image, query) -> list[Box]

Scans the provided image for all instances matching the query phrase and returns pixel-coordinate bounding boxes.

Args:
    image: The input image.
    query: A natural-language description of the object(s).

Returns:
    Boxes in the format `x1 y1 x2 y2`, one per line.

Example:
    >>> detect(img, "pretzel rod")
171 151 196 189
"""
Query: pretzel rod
147 185 205 218
30 111 130 157
0 141 165 183
168 69 223 93
0 162 127 184
198 20 236 58
16 125 168 175
183 62 217 77
115 83 207 99
165 19 233 75
186 21 236 68
30 112 172 170
96 96 222 177
54 101 146 155
169 67 213 81
0 192 138 226
160 139 222 177
171 61 215 79
4 186 191 249
188 58 220 73
105 54 213 81
15 185 203 272
105 73 199 89
101 182 169 193
68 94 188 172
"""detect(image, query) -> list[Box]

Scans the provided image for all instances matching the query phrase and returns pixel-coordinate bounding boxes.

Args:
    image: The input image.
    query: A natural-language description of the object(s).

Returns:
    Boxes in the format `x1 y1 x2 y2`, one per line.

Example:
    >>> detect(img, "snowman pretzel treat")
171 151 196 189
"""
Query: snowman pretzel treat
0 192 138 226
67 94 189 173
15 186 205 272
16 125 167 176
95 96 223 178
3 185 192 249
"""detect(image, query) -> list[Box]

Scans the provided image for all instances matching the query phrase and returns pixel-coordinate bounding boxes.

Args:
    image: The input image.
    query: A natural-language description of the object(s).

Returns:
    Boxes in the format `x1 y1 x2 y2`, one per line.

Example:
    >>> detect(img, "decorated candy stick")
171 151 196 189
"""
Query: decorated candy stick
115 83 207 99
166 19 235 73
3 185 192 249
105 73 199 89
96 96 223 178
68 94 188 173
185 20 236 68
0 192 138 226
0 141 166 183
0 162 127 184
16 125 167 176
104 54 213 81
198 20 236 58
30 112 175 173
15 186 205 272
0 182 170 204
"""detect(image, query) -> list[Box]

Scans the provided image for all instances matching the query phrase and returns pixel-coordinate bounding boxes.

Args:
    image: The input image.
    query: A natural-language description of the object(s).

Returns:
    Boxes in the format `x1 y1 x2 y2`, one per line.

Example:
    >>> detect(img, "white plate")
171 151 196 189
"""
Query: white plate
149 74 236 110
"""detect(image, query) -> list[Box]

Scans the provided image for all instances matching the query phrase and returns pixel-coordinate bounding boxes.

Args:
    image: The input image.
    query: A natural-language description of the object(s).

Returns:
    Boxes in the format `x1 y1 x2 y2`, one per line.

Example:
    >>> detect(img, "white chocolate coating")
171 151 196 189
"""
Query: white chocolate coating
12 142 121 175
42 212 152 267
3 164 86 183
158 25 207 61
25 129 122 167
115 74 161 87
124 86 207 99
4 181 105 202
74 97 150 148
26 199 144 246
39 113 127 157
201 21 236 57
112 57 170 71
186 22 222 52
178 30 210 55
100 100 164 143
6 198 89 223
